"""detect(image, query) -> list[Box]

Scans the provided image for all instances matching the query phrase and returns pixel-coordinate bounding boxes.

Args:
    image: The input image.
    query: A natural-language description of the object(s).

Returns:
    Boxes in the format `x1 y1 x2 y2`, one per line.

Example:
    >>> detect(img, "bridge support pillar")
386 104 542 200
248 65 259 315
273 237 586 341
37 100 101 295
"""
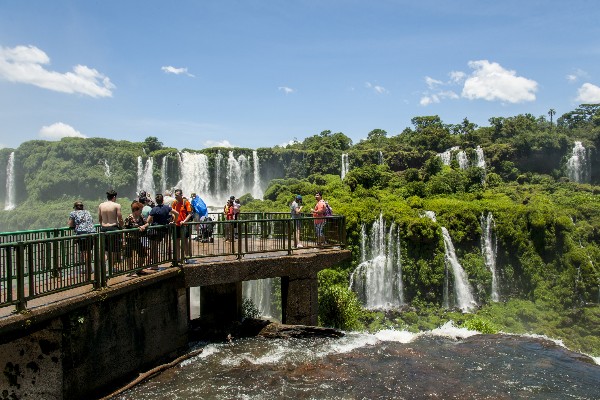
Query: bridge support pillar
200 282 242 325
281 273 318 325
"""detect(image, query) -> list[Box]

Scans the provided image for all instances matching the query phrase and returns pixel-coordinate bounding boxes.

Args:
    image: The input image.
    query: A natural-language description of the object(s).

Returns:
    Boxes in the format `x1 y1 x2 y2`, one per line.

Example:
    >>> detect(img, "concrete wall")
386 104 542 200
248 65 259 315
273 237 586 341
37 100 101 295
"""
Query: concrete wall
0 275 189 399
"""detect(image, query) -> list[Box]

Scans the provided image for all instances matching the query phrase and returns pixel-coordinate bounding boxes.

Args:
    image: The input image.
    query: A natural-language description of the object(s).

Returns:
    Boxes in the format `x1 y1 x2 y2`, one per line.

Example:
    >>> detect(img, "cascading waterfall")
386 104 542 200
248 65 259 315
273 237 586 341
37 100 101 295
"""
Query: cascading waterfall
481 212 499 302
437 146 459 166
341 153 349 179
4 152 16 211
160 155 168 193
252 150 263 200
243 279 276 319
177 152 210 197
360 224 367 263
378 151 384 165
136 156 156 195
214 151 223 201
238 154 251 194
103 159 111 177
350 214 404 308
456 150 469 169
475 146 486 169
441 227 477 312
567 141 591 183
227 151 243 197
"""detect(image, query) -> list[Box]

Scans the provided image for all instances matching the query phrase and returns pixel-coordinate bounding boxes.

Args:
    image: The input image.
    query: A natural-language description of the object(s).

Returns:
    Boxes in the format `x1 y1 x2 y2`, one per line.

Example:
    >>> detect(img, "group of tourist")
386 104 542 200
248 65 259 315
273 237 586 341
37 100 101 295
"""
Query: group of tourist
67 188 333 269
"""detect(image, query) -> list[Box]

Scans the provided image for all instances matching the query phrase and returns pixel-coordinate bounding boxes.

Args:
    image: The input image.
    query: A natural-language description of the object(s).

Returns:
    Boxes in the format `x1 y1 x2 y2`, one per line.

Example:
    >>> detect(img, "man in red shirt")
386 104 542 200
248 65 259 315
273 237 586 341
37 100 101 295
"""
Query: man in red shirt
172 189 193 262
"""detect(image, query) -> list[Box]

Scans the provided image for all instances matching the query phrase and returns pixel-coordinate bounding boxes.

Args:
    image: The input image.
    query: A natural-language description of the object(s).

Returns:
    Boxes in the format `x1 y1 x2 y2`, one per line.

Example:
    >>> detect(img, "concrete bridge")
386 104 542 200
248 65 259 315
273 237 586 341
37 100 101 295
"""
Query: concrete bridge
0 215 352 399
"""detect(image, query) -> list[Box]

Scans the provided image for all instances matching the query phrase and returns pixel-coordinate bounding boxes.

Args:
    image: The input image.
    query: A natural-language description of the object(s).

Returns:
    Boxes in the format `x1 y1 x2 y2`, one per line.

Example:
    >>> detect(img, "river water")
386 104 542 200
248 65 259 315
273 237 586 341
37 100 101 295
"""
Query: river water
117 323 600 399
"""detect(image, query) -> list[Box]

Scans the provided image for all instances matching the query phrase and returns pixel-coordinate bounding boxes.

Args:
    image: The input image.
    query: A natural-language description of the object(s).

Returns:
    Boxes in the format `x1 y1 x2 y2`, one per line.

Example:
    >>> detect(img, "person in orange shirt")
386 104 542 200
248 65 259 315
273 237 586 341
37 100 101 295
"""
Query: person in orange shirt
172 189 193 263
311 191 327 245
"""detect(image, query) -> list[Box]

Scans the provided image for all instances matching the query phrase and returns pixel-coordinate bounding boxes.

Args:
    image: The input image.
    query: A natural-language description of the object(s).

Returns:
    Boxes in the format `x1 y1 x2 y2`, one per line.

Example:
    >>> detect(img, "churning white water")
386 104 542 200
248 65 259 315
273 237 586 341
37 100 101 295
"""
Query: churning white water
136 156 155 195
481 212 499 302
341 153 349 179
441 227 477 312
350 214 404 308
4 152 16 211
177 152 210 198
567 141 591 183
252 150 263 200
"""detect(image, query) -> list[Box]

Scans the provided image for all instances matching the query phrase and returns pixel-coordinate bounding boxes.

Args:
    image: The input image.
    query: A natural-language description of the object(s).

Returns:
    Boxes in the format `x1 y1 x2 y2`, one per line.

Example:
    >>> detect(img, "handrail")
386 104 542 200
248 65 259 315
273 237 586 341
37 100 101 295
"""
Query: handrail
0 215 346 313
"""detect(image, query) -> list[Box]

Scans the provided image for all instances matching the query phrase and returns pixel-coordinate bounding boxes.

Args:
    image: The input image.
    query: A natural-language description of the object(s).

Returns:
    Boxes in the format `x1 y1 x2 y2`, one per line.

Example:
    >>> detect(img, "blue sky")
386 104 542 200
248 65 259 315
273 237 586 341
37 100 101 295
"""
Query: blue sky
1 0 599 150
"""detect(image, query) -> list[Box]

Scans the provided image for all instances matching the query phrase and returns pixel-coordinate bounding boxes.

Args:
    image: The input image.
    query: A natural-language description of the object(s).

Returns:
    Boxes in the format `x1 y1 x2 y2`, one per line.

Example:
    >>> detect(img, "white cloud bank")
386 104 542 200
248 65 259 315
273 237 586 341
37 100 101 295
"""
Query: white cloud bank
161 66 195 77
420 60 537 106
39 122 86 139
576 83 600 103
0 45 114 97
203 139 233 148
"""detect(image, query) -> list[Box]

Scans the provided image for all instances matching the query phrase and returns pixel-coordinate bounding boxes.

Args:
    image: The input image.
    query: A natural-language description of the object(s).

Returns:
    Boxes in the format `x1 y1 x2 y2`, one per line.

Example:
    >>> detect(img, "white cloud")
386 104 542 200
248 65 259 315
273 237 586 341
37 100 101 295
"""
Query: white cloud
203 139 233 148
161 66 195 77
425 76 443 89
462 60 537 103
575 83 600 103
420 91 459 106
0 45 114 97
449 71 466 84
365 82 388 94
278 86 295 94
566 68 588 83
39 122 86 139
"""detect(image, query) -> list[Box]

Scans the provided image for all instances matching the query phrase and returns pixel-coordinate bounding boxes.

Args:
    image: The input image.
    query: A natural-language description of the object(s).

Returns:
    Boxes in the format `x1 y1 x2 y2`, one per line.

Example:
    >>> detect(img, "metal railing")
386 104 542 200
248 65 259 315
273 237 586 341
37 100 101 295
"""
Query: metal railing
1 214 346 312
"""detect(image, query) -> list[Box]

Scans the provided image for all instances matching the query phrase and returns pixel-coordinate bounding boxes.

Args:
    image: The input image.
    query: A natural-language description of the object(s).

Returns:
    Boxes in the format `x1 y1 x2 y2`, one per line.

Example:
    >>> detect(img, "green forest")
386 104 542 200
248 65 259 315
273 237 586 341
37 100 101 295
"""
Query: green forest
1 104 600 357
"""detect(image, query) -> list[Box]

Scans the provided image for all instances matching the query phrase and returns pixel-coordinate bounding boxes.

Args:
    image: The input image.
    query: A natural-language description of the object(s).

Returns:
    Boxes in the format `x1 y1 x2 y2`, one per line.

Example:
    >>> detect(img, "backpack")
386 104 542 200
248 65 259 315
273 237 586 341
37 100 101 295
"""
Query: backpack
324 201 333 216
191 196 208 217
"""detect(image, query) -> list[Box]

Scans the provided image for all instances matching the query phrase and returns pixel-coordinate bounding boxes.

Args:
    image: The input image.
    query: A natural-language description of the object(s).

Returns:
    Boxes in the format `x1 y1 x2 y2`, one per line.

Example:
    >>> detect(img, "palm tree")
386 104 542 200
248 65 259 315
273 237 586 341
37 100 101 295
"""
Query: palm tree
548 109 556 126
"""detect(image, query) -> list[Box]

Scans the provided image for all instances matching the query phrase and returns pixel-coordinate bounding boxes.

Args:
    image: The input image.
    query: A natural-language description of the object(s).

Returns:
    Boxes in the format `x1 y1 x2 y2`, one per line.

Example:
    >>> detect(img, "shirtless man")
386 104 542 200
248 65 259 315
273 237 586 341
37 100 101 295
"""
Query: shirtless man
98 189 124 262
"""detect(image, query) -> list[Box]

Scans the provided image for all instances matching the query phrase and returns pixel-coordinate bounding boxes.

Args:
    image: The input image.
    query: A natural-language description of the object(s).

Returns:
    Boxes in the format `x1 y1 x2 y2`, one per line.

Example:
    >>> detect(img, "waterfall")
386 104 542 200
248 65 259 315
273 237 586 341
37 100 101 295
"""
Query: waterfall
437 146 459 166
243 279 276 318
360 224 367 263
160 155 168 193
441 227 477 312
177 152 210 197
475 146 486 169
456 151 469 169
341 153 349 179
214 151 223 201
4 152 16 210
103 159 111 177
350 214 404 309
567 141 591 183
136 156 155 195
227 151 243 197
378 151 384 165
252 150 263 200
481 212 499 302
238 154 251 194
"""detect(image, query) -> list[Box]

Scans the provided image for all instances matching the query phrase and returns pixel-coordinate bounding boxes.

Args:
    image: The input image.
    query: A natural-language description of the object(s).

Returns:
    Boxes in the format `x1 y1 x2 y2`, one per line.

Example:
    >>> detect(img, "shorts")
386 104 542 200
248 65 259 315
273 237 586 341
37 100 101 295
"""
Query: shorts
314 222 326 237
75 232 94 251
100 225 121 252
176 225 190 239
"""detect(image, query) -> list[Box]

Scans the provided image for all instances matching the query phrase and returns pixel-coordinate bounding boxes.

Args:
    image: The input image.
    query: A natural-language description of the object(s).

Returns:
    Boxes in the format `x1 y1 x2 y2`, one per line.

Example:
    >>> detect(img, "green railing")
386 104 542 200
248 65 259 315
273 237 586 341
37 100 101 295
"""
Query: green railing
0 214 346 313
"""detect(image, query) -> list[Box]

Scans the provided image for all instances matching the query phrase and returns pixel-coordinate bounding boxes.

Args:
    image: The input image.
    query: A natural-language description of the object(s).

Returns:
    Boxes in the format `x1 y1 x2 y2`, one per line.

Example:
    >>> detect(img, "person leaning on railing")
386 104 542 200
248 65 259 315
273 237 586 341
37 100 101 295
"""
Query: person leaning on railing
146 193 178 264
311 192 327 246
123 201 149 270
68 201 95 266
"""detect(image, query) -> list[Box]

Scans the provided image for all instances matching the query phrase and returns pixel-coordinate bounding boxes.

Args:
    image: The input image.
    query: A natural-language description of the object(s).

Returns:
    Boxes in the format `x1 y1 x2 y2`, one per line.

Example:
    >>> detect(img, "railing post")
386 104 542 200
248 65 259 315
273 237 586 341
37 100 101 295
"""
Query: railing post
99 231 108 288
94 233 102 289
287 220 292 255
236 221 242 259
16 242 26 312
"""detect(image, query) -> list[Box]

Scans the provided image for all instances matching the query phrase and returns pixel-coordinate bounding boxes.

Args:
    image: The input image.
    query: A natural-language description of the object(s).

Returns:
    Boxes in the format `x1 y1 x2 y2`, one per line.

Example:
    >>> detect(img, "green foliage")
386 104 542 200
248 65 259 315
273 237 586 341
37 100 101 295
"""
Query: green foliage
242 298 261 319
318 284 363 330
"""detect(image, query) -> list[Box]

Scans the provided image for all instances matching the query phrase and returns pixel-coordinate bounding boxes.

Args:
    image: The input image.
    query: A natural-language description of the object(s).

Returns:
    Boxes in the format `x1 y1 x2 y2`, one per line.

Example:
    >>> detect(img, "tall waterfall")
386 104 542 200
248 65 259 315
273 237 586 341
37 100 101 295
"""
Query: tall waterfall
441 227 477 312
350 214 404 309
103 159 111 177
136 156 155 195
475 146 486 169
378 151 384 165
160 155 168 193
252 150 263 200
227 151 243 198
341 153 349 179
243 279 277 319
214 151 223 201
456 151 469 169
437 146 459 166
567 141 591 183
481 212 499 302
4 152 16 211
177 152 210 197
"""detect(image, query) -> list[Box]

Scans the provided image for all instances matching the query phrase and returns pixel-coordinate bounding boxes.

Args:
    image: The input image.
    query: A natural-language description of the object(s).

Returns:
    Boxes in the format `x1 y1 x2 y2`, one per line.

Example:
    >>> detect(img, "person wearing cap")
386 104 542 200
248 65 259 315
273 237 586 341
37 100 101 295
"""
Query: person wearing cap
68 201 95 272
290 195 304 248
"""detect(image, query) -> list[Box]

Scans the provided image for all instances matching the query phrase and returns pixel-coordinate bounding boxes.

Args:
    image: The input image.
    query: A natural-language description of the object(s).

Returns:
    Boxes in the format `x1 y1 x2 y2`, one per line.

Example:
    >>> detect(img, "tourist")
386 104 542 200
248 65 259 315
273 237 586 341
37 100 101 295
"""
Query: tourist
146 193 178 264
233 198 241 238
172 189 193 263
123 201 149 271
224 197 235 242
311 191 327 246
141 196 153 221
163 190 176 207
98 189 124 264
67 201 95 274
290 194 303 248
